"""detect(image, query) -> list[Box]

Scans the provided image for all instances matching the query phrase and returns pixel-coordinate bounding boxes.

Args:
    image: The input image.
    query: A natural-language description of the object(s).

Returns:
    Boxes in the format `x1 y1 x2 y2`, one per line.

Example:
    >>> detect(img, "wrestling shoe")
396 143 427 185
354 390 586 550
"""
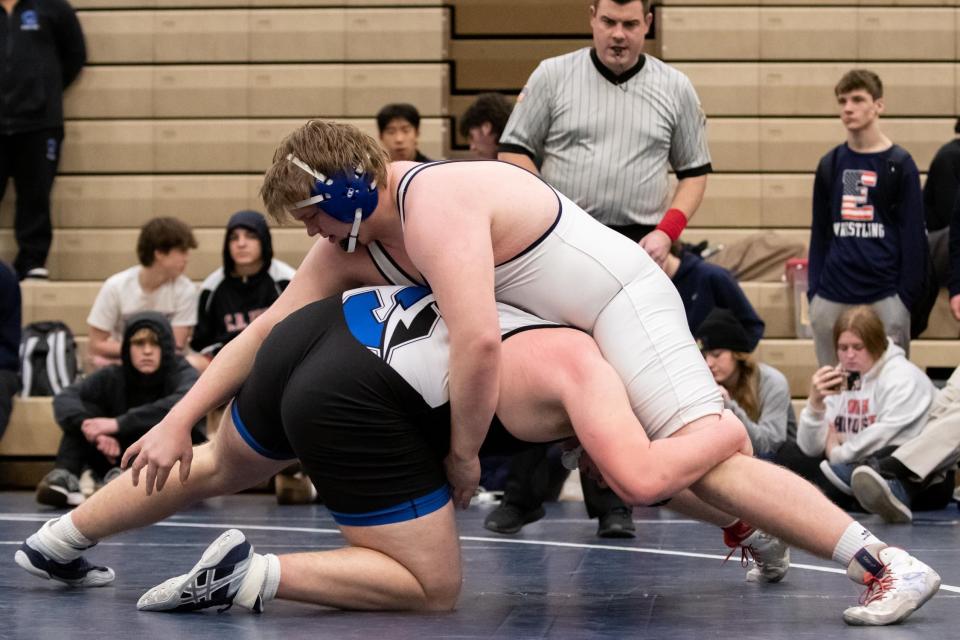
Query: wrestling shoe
137 529 264 613
843 544 940 625
14 519 114 587
851 465 912 524
35 469 84 508
725 525 790 583
820 460 855 496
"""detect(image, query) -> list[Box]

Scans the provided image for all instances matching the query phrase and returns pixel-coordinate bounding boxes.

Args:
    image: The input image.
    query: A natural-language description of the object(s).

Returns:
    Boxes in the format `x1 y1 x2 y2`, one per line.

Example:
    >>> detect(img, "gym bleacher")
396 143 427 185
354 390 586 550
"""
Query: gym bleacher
1 0 958 486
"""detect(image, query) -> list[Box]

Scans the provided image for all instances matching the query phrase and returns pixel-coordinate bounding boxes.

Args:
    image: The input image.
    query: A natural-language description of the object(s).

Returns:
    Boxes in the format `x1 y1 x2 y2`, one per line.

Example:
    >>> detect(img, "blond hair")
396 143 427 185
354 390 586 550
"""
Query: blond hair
728 352 762 422
832 305 888 361
259 120 390 221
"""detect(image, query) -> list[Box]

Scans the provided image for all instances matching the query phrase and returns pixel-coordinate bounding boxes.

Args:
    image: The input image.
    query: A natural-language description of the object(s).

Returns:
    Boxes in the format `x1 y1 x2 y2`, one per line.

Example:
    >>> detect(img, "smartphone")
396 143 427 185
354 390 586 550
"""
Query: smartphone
845 371 861 391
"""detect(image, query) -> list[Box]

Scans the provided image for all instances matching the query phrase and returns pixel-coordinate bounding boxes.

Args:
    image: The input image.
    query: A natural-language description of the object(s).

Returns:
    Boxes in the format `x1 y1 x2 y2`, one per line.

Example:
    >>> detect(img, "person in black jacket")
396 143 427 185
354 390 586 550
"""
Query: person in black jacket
190 210 295 371
36 312 204 507
0 261 20 439
0 0 86 279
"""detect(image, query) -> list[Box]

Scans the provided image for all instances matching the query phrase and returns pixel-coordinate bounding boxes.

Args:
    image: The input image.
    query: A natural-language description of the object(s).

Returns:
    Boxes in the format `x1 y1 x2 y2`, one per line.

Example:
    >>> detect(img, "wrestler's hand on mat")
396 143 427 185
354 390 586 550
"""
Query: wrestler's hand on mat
121 418 194 496
444 452 481 509
639 229 671 268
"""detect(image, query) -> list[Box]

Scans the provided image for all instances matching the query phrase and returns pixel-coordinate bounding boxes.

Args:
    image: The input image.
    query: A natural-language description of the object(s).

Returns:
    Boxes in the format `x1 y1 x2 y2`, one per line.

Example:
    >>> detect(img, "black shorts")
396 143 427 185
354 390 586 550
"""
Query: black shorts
233 297 453 525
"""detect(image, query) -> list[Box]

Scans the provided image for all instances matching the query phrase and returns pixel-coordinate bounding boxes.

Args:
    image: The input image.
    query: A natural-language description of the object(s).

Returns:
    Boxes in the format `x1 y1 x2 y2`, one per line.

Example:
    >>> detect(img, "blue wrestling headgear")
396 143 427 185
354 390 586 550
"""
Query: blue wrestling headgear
287 154 379 253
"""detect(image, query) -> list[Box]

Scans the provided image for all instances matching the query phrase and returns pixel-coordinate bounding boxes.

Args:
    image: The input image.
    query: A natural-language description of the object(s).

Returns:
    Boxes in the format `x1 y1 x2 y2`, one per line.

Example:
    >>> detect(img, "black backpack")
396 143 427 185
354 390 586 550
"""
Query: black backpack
18 321 79 397
816 144 938 338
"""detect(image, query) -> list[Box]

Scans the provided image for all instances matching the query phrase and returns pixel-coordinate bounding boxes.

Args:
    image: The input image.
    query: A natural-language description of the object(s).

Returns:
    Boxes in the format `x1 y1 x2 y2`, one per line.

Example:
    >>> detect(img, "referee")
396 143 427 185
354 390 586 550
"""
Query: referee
490 0 712 538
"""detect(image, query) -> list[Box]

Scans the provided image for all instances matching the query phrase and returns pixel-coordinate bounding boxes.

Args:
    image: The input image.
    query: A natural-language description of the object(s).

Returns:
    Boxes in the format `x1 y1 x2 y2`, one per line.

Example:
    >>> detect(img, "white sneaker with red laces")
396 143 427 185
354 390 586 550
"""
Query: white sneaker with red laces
724 527 790 583
843 544 940 626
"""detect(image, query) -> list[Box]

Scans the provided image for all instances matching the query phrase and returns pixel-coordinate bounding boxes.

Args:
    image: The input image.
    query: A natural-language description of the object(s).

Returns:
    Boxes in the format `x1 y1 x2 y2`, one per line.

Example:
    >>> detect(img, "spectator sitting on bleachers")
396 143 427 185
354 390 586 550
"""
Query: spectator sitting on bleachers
0 260 20 440
777 305 934 511
190 210 295 372
924 118 960 291
37 312 205 508
808 70 927 365
849 364 960 524
662 243 765 347
694 308 793 459
376 103 432 162
458 93 513 160
86 217 198 370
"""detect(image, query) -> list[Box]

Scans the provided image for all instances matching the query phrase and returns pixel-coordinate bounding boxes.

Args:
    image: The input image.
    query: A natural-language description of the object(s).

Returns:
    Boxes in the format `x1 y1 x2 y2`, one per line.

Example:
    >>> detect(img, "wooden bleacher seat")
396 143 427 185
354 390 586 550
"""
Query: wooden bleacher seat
0 398 60 457
682 174 814 229
661 7 957 62
0 228 314 281
56 118 447 174
79 8 448 64
659 7 761 61
673 62 957 117
708 118 953 172
449 0 589 36
450 39 592 91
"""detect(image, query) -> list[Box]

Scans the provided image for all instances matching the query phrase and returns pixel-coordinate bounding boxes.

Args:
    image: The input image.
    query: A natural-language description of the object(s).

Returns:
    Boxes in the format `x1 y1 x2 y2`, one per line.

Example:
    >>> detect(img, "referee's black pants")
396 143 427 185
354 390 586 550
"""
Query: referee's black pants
501 442 627 518
0 128 63 277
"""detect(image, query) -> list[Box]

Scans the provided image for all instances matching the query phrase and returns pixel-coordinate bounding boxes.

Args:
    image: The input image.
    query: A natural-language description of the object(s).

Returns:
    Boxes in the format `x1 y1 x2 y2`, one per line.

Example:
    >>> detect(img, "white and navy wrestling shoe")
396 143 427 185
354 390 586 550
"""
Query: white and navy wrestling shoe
15 534 114 588
137 529 264 613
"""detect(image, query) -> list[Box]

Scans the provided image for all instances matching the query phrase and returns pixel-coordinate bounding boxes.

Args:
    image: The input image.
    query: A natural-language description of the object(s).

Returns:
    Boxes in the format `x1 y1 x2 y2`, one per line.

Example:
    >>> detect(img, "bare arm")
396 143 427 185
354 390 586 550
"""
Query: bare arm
87 326 121 359
122 239 384 494
497 151 539 176
172 326 191 353
403 191 502 509
498 328 745 505
640 174 708 266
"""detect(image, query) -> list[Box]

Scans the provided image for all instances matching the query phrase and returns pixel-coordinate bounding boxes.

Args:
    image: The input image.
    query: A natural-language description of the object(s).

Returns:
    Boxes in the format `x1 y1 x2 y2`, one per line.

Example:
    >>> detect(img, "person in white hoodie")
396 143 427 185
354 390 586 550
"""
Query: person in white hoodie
783 305 934 509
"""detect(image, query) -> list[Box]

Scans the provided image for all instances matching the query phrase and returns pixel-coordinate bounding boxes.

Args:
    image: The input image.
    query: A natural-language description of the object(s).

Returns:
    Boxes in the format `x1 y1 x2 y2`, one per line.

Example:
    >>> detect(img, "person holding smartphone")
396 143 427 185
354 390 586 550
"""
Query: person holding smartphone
775 305 934 509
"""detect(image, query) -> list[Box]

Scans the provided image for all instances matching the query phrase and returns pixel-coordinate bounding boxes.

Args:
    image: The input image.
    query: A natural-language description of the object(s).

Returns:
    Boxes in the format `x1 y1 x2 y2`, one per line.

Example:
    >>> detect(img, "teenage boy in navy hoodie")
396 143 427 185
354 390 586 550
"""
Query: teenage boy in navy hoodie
807 70 927 367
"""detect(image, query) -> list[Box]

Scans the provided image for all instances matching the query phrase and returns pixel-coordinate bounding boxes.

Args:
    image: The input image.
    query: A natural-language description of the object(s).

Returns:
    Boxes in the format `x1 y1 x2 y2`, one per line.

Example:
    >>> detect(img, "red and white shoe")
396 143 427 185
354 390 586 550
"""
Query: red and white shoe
843 544 940 626
724 524 790 583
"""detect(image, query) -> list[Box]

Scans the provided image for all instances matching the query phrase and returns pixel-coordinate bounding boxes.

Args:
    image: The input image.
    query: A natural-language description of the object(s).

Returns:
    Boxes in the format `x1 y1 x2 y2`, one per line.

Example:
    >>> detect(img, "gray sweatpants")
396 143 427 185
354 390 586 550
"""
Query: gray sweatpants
809 293 911 367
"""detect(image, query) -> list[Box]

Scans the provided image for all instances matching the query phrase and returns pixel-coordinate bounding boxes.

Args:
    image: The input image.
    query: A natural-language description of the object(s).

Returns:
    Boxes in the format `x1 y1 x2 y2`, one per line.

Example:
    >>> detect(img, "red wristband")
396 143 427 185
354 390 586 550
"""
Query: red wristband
656 208 687 242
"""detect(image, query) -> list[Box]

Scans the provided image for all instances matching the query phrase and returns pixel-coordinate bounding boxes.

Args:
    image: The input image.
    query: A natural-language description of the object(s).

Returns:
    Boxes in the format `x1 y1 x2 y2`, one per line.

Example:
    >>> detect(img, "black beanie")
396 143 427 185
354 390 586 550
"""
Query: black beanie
695 308 753 353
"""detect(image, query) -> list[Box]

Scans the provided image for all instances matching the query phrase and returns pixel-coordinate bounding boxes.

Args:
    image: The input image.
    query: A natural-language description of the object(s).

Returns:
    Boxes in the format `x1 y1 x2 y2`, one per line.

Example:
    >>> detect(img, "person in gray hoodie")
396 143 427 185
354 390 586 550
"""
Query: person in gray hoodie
37 312 205 507
780 305 934 509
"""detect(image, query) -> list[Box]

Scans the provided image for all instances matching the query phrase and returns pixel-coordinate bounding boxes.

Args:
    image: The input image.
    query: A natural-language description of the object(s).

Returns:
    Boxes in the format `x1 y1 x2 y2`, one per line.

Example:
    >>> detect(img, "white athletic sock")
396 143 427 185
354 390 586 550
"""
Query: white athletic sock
832 522 883 567
234 553 280 610
31 514 95 563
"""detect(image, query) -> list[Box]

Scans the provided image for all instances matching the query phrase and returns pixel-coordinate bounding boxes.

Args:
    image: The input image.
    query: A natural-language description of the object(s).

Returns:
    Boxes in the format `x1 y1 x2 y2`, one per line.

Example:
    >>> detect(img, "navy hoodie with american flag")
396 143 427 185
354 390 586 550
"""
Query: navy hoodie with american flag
808 143 927 309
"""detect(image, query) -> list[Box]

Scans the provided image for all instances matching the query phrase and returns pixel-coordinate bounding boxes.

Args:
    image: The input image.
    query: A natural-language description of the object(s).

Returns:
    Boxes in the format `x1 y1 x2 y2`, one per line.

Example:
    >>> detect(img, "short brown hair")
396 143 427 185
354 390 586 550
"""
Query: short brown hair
260 120 390 222
592 0 650 12
137 217 197 266
832 305 888 361
835 70 883 100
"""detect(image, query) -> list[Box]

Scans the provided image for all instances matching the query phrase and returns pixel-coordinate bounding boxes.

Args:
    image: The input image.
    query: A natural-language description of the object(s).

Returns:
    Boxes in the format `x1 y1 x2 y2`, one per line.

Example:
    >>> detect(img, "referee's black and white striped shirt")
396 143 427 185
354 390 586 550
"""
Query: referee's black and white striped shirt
499 48 712 228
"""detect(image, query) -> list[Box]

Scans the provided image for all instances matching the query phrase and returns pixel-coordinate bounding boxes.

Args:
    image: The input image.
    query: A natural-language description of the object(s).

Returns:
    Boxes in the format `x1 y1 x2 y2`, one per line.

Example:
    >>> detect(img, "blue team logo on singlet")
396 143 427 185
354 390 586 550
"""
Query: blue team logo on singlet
21 11 40 30
342 286 440 363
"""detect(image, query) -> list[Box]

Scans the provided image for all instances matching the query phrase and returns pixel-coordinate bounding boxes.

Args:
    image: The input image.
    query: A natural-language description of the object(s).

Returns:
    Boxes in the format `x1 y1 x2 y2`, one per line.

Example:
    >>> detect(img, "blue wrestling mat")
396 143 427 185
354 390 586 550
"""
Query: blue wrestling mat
0 493 956 639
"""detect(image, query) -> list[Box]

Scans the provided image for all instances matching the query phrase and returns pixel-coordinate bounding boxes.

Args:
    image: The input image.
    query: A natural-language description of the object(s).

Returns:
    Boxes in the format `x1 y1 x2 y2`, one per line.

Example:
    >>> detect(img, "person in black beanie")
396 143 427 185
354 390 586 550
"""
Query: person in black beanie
191 210 295 370
37 312 205 507
695 308 794 459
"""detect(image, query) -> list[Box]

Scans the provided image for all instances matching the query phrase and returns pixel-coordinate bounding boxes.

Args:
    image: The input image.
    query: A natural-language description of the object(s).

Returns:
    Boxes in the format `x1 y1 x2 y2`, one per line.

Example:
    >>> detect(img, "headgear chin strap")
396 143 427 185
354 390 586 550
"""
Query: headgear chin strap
287 154 378 253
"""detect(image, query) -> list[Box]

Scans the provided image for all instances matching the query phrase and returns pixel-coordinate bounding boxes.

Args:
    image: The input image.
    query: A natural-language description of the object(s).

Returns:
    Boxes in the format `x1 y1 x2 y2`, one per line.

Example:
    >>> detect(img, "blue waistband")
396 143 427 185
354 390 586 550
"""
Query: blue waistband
329 485 451 527
231 401 296 460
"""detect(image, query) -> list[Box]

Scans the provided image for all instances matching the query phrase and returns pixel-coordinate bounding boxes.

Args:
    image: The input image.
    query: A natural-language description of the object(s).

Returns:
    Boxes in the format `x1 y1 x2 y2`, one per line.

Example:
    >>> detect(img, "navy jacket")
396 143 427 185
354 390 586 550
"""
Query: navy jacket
808 143 927 309
673 251 765 350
